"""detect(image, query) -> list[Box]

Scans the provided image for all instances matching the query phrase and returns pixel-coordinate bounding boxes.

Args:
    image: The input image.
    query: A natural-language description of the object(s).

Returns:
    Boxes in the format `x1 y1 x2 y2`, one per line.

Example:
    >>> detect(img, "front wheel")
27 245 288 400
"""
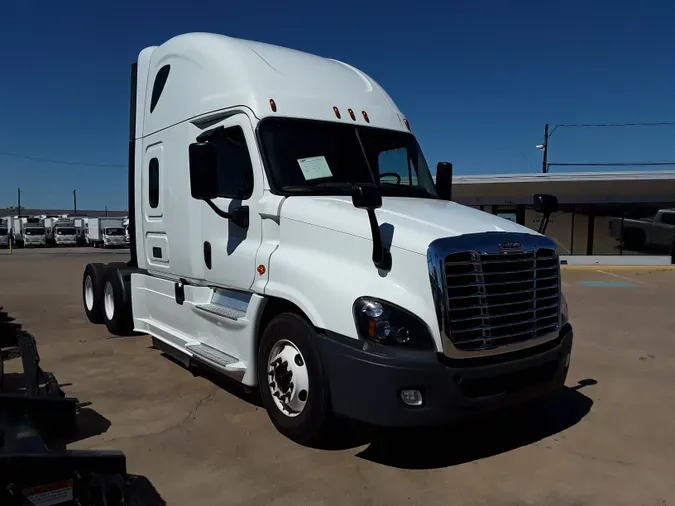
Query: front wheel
257 313 332 446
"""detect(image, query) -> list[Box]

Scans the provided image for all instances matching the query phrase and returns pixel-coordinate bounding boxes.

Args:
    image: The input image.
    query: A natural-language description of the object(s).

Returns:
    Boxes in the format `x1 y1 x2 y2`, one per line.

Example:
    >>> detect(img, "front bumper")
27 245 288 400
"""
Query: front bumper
316 323 573 427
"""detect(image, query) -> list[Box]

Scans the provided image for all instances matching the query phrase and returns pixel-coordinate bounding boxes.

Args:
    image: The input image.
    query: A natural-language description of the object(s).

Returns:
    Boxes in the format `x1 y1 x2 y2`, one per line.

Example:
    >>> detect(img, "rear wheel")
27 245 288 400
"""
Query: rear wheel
102 268 134 336
257 313 332 446
83 263 106 324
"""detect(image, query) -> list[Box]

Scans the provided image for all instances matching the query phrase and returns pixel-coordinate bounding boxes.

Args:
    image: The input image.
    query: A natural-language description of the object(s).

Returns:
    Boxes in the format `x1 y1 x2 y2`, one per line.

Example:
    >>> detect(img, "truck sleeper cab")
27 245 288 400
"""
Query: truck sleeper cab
81 32 573 445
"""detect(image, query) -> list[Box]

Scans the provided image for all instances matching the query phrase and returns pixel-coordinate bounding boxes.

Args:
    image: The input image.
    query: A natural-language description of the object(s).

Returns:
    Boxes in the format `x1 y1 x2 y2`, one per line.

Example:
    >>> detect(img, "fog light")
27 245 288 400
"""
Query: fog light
400 389 423 407
564 352 571 368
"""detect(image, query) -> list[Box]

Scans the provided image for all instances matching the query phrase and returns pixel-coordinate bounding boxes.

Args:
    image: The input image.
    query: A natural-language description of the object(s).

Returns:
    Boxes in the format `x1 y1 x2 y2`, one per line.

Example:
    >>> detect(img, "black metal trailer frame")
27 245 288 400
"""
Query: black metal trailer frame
1 306 131 505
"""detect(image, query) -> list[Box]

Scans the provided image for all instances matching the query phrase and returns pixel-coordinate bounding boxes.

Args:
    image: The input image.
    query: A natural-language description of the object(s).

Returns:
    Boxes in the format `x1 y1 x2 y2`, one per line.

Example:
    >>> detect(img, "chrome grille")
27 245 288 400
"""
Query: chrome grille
444 247 560 352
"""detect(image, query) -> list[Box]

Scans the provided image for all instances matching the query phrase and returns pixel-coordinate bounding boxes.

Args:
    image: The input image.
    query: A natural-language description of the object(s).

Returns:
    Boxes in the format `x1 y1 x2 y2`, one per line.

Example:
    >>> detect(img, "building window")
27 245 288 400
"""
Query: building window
150 65 171 113
149 158 159 208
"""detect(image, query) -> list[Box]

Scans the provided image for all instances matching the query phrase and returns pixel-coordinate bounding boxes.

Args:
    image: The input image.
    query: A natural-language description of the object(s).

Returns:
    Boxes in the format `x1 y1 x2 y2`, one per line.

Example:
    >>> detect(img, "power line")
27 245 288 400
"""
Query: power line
549 161 675 167
555 121 675 128
0 149 126 168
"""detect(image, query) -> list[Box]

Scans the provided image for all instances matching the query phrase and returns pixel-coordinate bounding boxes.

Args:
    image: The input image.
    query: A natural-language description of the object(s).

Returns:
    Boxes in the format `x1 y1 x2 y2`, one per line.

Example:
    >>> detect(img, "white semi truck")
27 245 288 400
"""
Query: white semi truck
81 33 573 445
84 217 127 248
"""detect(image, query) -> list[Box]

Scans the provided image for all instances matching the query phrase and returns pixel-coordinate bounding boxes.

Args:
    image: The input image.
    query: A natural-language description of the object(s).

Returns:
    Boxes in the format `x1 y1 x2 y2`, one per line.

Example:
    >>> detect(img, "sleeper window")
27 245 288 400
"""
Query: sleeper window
149 157 159 208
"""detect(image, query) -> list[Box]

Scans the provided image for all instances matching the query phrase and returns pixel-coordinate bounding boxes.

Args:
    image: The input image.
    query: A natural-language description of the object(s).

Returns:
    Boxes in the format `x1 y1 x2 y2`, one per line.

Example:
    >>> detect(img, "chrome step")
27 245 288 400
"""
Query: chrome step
194 303 246 320
186 343 238 368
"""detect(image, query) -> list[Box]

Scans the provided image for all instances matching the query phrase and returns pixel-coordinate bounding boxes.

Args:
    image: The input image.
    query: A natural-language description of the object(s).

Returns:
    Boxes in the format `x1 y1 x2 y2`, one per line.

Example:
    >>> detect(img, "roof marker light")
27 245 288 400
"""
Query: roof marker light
348 108 356 121
333 106 341 119
362 111 370 123
403 118 411 131
269 99 277 112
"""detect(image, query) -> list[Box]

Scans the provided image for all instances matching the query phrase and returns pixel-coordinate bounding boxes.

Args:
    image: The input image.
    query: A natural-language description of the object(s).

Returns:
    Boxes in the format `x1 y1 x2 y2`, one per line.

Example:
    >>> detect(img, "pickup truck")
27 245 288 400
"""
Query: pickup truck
609 209 675 251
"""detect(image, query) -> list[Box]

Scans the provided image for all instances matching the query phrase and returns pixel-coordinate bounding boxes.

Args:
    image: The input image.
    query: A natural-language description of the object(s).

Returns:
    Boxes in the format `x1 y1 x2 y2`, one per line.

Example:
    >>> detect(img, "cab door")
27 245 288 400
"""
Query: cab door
197 113 263 291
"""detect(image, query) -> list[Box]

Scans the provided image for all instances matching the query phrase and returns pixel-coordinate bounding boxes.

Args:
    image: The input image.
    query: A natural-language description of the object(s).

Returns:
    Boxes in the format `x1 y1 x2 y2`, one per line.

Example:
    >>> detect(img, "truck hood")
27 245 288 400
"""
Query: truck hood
280 196 539 255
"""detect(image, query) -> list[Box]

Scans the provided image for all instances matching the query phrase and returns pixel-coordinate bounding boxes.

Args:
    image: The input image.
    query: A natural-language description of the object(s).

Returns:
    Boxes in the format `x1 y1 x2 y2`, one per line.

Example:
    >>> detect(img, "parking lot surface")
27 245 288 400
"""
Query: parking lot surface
1 249 674 505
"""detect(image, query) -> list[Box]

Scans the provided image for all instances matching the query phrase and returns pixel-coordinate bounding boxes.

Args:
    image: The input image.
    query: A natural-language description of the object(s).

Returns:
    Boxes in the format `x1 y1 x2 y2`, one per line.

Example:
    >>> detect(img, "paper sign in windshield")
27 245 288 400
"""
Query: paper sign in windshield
297 156 333 181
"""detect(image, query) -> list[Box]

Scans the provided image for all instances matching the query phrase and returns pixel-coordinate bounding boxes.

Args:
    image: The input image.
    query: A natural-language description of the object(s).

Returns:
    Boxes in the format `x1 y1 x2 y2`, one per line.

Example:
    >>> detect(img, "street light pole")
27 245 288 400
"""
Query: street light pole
542 123 549 173
73 189 77 214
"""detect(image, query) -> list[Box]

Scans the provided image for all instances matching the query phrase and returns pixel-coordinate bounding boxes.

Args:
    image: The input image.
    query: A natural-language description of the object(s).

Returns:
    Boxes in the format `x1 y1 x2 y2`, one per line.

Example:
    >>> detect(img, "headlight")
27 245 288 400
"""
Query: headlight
560 292 569 326
353 297 435 350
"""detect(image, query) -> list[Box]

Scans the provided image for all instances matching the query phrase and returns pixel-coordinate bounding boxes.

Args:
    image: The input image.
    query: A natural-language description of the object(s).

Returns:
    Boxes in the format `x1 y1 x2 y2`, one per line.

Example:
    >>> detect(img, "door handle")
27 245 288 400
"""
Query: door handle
204 241 212 270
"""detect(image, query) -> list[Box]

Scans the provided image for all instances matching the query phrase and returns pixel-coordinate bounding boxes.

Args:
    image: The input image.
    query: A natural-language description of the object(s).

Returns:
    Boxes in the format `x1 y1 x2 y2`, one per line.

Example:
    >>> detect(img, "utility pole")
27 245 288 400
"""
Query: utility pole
542 123 549 173
73 189 77 214
105 205 108 217
17 188 21 216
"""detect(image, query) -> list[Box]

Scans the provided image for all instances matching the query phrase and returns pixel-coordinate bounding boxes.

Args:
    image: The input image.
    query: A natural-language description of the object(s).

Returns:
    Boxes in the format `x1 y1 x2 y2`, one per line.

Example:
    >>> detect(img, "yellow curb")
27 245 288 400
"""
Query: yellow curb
561 265 675 271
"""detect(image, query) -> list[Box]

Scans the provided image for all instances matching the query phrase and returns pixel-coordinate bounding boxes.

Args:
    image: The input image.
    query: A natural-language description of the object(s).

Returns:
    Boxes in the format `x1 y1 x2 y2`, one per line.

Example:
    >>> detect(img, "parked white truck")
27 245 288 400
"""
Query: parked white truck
81 33 572 445
123 217 130 246
0 217 10 247
85 217 127 248
17 217 47 247
51 218 79 246
608 208 675 251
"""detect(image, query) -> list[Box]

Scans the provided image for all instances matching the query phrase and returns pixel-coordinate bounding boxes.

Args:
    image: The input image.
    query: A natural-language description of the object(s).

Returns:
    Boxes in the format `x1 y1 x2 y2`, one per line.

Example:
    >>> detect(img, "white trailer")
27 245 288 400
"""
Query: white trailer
85 217 126 248
81 33 573 445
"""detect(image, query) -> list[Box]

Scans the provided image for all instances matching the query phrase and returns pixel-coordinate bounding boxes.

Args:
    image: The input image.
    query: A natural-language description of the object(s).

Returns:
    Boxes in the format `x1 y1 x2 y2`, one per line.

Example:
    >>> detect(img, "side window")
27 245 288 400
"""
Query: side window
150 65 170 113
659 212 675 225
378 147 415 185
149 158 159 208
214 126 254 199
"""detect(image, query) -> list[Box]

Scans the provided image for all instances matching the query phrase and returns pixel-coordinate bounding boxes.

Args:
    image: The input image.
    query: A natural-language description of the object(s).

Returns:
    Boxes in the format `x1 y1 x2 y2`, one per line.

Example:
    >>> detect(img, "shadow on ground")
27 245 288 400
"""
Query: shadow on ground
354 381 595 469
155 336 597 470
128 475 167 505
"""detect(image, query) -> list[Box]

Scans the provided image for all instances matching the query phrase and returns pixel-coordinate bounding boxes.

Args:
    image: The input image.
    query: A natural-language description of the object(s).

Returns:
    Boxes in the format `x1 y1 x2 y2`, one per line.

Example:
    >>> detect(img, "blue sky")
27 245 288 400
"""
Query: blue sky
1 0 674 210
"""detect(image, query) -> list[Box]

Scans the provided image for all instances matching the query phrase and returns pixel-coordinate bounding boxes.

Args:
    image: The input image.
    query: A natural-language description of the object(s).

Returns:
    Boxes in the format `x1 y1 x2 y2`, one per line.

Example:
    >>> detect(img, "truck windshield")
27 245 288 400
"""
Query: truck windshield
0 228 7 236
258 118 438 199
25 228 45 235
105 228 125 236
56 228 76 235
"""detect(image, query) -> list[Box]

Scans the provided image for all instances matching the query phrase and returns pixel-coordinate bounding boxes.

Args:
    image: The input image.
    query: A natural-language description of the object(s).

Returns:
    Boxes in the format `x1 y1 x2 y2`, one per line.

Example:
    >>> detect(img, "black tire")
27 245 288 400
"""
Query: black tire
83 263 106 324
623 228 646 250
102 267 134 336
257 313 332 446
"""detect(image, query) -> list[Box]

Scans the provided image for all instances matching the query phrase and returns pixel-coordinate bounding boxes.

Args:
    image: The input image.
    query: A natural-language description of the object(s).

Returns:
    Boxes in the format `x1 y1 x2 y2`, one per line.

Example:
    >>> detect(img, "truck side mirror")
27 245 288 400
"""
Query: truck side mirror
188 138 249 229
533 194 559 234
435 162 453 201
351 184 382 210
533 194 558 215
188 142 220 200
351 185 391 271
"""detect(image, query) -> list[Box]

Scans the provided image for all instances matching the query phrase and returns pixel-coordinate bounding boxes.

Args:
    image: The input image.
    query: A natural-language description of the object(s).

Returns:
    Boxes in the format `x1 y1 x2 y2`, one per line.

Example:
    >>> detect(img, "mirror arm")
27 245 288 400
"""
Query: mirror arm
205 199 232 220
366 210 392 271
538 213 550 234
204 200 249 228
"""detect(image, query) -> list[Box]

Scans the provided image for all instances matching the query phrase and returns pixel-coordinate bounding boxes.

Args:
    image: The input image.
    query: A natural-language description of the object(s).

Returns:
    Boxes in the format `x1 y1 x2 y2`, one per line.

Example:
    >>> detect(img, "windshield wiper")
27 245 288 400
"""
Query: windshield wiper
281 182 362 193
